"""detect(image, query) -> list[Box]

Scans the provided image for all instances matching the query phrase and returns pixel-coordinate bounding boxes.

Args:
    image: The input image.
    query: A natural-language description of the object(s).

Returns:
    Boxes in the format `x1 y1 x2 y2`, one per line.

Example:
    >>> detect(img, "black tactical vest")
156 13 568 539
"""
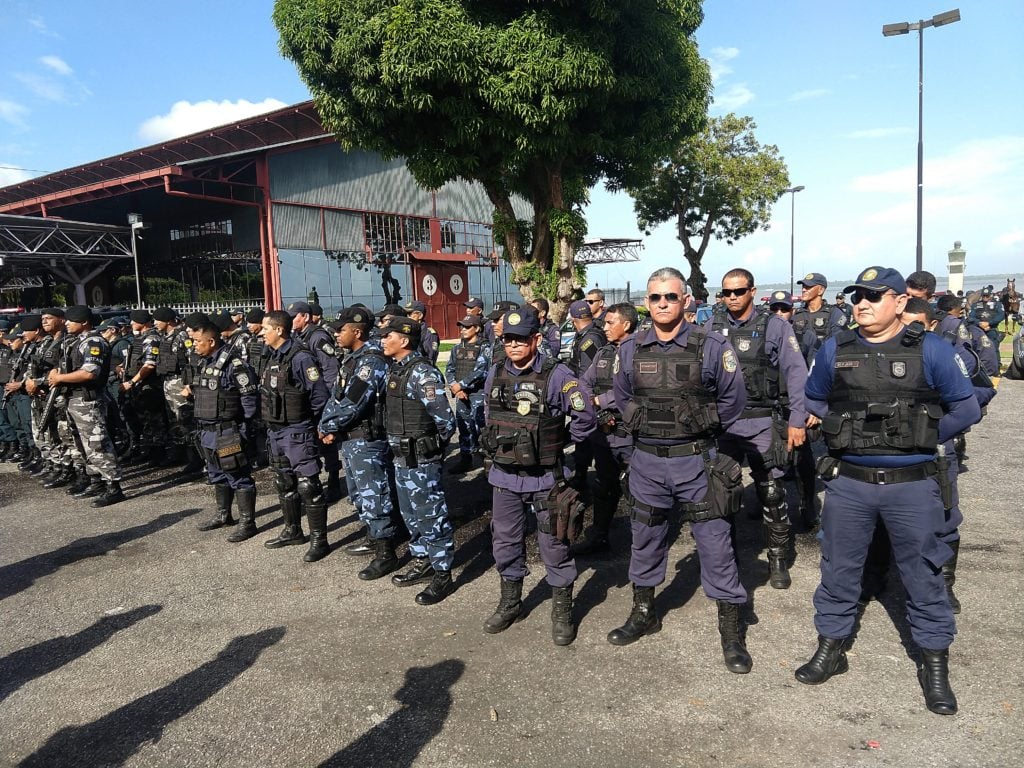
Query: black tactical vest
711 312 780 415
569 325 606 375
261 343 312 426
338 347 387 441
793 303 834 342
491 338 507 370
194 346 243 422
483 357 566 468
0 346 12 383
591 343 617 397
632 329 721 440
451 339 483 382
823 330 942 456
385 358 439 439
66 332 110 398
35 334 61 375
227 328 252 360
247 335 267 377
156 328 189 376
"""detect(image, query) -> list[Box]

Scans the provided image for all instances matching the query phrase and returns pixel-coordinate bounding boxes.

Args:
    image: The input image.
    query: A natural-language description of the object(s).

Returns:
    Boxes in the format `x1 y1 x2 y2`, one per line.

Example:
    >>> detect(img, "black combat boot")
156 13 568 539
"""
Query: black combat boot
264 494 306 548
32 459 55 479
303 501 330 562
25 448 45 474
18 446 38 471
764 519 793 589
8 442 26 464
227 487 258 543
717 601 753 674
551 585 576 646
918 648 958 715
795 636 849 685
198 484 236 531
449 452 473 474
344 531 376 557
67 469 92 496
324 470 342 504
157 444 183 468
358 538 399 580
483 579 524 634
73 476 107 498
607 585 662 646
42 465 75 489
570 495 615 557
0 441 11 460
391 557 434 587
942 539 961 614
415 569 453 605
91 480 125 507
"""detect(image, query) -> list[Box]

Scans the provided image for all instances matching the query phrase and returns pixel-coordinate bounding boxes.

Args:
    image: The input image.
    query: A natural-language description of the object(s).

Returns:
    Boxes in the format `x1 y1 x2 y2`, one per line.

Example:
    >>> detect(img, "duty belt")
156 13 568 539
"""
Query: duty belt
635 440 711 458
837 460 937 485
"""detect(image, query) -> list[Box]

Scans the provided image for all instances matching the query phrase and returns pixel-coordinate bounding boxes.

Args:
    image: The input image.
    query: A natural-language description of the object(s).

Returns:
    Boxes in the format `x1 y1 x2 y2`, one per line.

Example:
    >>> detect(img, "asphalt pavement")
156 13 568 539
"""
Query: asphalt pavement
1 382 1022 767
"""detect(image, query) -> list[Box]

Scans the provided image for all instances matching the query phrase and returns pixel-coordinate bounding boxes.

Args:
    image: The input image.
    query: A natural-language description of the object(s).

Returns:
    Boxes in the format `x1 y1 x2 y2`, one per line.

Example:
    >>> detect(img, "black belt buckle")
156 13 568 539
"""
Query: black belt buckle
873 468 889 485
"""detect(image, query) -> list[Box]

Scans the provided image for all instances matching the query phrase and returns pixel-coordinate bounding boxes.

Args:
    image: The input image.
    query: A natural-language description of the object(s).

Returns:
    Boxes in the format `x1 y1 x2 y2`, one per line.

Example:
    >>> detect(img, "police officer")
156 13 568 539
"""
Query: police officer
3 318 40 469
529 298 562 359
445 314 488 474
709 269 810 589
245 308 267 371
244 308 269 467
153 308 197 468
566 299 606 493
573 302 637 556
968 287 1005 346
585 288 607 330
121 309 168 464
191 322 260 539
792 273 848 348
794 266 980 716
834 292 852 325
319 307 397 579
381 316 458 605
479 307 595 645
609 267 752 674
48 306 125 506
287 300 341 502
31 308 71 482
260 310 332 562
214 309 253 364
0 330 17 459
484 301 519 346
402 299 440 364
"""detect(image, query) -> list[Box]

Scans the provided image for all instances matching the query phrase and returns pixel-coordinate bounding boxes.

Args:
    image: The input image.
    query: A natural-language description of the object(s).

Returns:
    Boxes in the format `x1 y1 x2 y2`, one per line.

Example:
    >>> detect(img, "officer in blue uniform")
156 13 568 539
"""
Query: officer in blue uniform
609 267 753 674
480 307 596 645
190 323 260 539
834 293 853 325
484 301 519 347
792 273 848 347
260 310 331 562
402 300 440 365
572 302 637 556
381 316 458 605
319 307 397 580
445 315 488 474
566 299 607 494
968 287 1005 346
708 269 810 589
794 266 981 716
530 298 562 359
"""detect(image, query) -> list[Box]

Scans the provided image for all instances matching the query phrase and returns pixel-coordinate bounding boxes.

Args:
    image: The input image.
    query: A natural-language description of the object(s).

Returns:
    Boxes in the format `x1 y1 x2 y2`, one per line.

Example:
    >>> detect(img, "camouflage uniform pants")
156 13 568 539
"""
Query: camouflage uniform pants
163 376 194 446
32 400 60 462
455 393 485 454
54 405 83 468
341 438 396 540
130 384 168 448
393 459 454 571
66 395 121 481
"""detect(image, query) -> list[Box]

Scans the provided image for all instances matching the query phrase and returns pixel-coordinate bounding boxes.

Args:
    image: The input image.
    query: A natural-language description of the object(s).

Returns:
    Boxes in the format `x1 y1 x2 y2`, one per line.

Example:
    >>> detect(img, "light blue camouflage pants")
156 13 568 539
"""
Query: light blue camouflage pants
394 459 454 571
341 438 396 540
455 393 485 454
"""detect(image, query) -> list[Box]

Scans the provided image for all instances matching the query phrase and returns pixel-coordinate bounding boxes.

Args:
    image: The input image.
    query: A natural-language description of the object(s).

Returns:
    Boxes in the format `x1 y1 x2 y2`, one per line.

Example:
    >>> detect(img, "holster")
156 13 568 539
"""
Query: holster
815 454 841 481
399 437 418 468
214 423 249 472
935 447 954 511
538 479 586 544
679 450 743 522
760 416 791 470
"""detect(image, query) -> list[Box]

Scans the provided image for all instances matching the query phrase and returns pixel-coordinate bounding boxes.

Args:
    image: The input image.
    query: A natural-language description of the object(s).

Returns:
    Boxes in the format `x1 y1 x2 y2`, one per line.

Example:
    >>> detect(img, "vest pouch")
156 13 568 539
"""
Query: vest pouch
911 403 943 450
414 434 443 462
215 424 248 472
763 367 780 401
686 401 721 435
511 429 540 467
480 424 500 457
821 411 853 450
679 453 742 522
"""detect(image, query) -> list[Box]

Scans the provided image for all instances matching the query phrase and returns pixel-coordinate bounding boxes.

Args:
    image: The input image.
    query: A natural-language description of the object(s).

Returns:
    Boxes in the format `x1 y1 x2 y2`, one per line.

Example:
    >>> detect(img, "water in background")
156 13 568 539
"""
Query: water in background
755 273 1022 302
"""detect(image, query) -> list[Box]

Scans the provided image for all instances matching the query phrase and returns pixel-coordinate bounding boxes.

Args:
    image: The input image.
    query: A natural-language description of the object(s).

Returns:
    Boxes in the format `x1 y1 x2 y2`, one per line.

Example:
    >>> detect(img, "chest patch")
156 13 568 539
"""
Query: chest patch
736 338 751 352
835 360 859 369
638 361 659 375
891 361 907 378
517 400 532 416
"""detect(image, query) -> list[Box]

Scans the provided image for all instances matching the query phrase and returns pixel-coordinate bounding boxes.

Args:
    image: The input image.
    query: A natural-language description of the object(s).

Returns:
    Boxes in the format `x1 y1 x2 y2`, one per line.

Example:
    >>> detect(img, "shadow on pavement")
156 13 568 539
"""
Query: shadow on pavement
0 509 201 602
0 605 163 703
18 626 286 768
317 658 464 768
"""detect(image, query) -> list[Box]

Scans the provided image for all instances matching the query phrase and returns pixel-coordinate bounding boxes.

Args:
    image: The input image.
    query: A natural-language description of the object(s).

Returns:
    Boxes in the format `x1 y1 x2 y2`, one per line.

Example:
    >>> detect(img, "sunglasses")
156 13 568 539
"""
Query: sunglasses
585 299 602 304
647 293 682 303
850 289 894 305
720 287 753 297
502 335 533 346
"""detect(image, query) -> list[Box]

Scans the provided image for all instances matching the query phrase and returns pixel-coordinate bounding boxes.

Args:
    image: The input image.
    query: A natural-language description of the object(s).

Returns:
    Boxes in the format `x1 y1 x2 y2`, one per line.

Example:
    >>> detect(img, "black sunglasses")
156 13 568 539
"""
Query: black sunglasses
850 289 894 305
720 287 753 297
647 293 682 303
585 299 602 304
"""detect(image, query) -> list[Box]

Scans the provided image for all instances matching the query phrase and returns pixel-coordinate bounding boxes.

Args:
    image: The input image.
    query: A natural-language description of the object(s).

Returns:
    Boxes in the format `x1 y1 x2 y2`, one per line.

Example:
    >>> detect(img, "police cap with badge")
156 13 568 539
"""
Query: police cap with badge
336 306 374 333
402 299 427 315
797 273 828 290
842 266 907 296
286 300 312 317
381 315 422 345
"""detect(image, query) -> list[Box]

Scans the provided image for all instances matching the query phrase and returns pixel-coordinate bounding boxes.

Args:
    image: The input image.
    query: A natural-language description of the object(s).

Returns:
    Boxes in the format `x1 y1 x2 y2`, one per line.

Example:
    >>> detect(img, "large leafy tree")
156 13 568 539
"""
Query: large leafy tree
629 113 790 301
274 0 710 316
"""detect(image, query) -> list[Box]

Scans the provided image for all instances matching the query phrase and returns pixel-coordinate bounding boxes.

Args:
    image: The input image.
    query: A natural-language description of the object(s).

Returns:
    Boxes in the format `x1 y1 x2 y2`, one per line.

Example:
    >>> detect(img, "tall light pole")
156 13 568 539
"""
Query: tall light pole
128 213 144 306
883 8 961 274
783 186 805 295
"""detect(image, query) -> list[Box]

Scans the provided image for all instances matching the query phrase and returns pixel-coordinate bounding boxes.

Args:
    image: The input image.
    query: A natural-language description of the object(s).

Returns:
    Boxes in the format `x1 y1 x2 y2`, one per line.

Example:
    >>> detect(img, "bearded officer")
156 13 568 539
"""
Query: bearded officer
794 266 980 716
708 269 810 589
319 307 396 579
609 267 753 674
189 323 260 539
480 307 596 645
260 310 332 562
380 316 458 605
445 314 488 474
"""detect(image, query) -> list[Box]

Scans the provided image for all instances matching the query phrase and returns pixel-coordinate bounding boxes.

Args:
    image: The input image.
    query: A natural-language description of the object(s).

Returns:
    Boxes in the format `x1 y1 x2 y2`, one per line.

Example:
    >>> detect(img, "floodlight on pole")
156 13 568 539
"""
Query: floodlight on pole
128 213 144 306
783 186 805 295
881 8 961 274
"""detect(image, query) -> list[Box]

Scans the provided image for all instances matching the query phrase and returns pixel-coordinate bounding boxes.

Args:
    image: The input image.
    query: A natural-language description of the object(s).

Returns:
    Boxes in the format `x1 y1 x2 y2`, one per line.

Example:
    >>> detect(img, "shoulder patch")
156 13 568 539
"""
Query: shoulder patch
306 366 320 381
89 346 101 356
581 339 594 351
954 354 969 378
357 365 372 381
423 383 437 401
788 335 801 353
980 335 992 348
236 372 250 387
150 346 159 355
320 342 336 356
958 325 970 340
561 380 580 393
570 391 586 411
723 349 738 373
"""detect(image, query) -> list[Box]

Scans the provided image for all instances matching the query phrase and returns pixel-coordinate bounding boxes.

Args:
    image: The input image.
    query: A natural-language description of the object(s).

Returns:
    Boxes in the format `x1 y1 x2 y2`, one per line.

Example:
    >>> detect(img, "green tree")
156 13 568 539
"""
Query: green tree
274 0 710 318
629 113 790 301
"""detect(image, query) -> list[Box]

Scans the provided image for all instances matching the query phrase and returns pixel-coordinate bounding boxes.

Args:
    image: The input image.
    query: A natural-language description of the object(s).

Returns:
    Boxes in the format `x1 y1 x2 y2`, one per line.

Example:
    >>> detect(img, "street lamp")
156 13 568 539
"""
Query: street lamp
128 213 145 306
882 8 961 274
783 186 805 295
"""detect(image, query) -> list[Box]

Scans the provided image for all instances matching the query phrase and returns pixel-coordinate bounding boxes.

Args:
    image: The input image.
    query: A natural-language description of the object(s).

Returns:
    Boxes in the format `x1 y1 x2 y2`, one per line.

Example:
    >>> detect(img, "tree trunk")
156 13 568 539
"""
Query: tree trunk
676 206 717 302
684 243 709 302
550 235 575 324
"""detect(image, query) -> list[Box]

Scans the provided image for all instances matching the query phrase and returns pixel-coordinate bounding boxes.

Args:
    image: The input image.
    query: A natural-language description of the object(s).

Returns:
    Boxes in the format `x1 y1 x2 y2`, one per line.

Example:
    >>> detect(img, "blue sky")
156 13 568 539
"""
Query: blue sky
1 1 1021 289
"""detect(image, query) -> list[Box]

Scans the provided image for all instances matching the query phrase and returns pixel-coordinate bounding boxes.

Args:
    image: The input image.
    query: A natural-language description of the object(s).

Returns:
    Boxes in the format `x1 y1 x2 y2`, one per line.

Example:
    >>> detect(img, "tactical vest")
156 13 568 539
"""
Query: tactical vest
0 346 12 384
793 303 834 342
156 328 189 376
247 335 267 377
711 312 781 415
591 343 617 397
35 334 61 376
338 347 387 441
66 332 110 398
385 358 439 439
261 343 312 426
194 346 243 422
822 330 942 456
483 357 566 468
632 329 721 440
451 339 483 382
491 339 507 370
569 325 606 375
126 330 161 381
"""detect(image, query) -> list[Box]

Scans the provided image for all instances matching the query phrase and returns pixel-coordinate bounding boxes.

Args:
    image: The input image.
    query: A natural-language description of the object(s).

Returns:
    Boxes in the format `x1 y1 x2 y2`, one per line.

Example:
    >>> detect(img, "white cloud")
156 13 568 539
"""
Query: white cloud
992 228 1024 250
27 16 60 38
788 88 829 102
707 46 739 83
712 84 754 111
40 55 72 76
0 165 33 187
138 98 289 143
0 99 29 129
15 72 67 102
844 127 911 140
